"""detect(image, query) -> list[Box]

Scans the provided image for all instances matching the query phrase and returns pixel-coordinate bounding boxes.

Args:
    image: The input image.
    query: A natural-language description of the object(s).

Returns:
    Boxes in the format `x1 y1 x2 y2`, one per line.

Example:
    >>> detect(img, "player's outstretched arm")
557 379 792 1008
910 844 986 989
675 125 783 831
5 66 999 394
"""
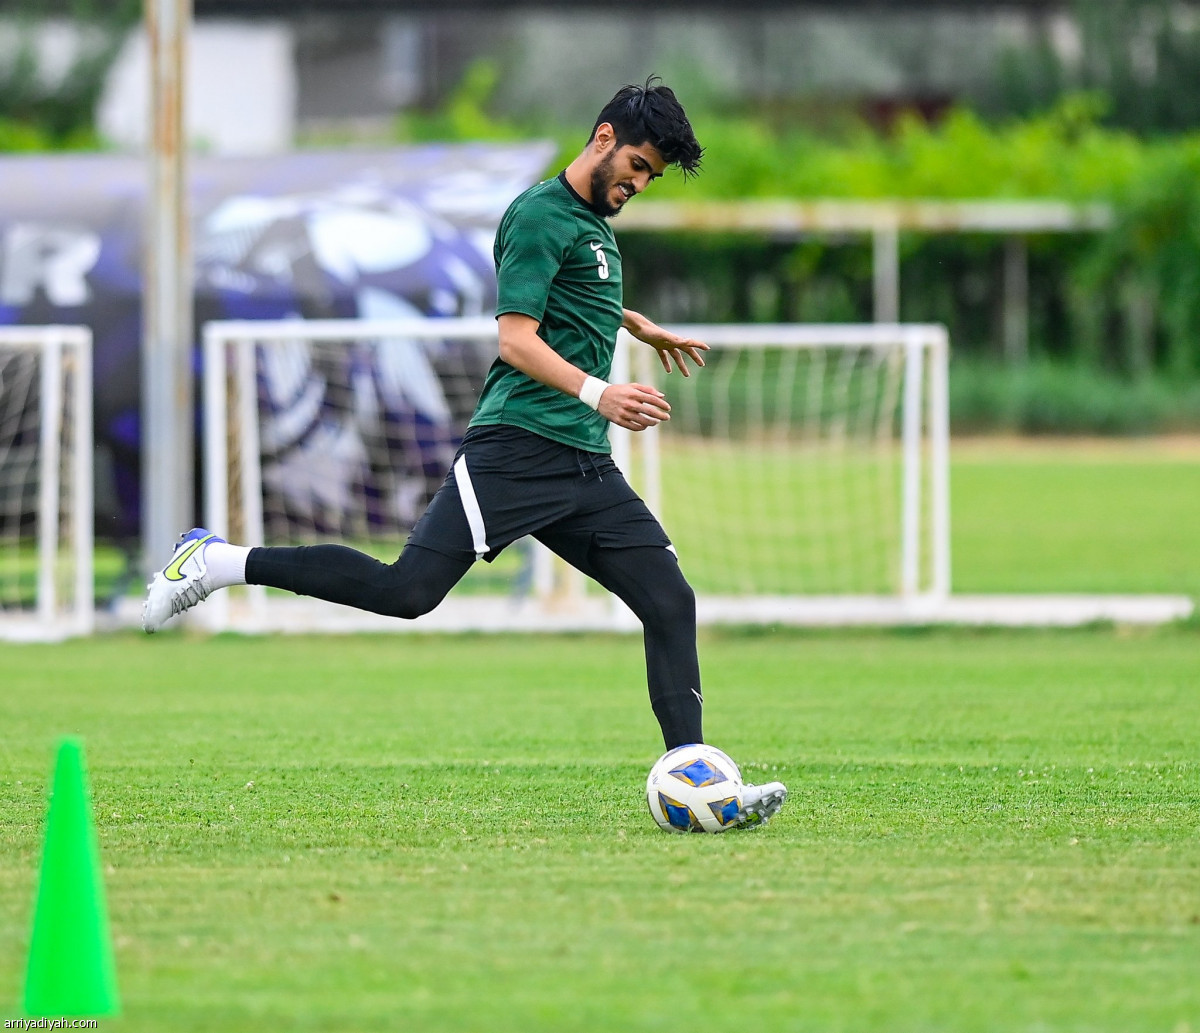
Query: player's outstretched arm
621 308 709 377
498 312 669 432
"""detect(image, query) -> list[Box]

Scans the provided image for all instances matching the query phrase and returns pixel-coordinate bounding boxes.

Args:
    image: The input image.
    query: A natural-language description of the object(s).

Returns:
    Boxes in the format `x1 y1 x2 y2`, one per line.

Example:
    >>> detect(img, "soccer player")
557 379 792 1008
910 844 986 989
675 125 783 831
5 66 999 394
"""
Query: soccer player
143 77 787 829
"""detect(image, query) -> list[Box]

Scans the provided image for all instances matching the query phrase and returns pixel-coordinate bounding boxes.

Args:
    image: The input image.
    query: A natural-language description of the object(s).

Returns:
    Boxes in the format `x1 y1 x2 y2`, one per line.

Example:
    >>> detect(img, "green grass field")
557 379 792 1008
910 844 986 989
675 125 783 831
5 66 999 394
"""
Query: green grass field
950 437 1200 599
658 435 1200 598
2 439 1199 1032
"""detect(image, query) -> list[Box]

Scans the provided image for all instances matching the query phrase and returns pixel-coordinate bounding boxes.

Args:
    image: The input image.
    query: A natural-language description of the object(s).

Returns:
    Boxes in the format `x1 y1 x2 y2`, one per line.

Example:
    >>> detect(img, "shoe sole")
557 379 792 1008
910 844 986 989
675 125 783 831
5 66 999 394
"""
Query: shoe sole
738 786 787 828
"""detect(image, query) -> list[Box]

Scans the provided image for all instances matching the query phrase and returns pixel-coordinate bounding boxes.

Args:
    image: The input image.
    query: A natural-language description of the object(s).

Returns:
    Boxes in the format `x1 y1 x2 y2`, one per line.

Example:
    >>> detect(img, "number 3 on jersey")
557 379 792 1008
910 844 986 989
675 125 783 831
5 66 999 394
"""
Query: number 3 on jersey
590 241 610 280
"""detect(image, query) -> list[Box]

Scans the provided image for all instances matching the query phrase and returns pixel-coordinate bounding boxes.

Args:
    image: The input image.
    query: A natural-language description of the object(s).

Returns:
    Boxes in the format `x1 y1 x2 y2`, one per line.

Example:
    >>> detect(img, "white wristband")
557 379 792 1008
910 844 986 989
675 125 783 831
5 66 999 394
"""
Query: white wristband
578 375 609 411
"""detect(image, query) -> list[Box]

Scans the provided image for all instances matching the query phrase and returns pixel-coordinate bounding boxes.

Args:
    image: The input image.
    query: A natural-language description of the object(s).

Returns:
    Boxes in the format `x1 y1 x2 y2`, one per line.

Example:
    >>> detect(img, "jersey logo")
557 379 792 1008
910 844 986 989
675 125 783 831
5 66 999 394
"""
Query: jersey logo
589 240 610 280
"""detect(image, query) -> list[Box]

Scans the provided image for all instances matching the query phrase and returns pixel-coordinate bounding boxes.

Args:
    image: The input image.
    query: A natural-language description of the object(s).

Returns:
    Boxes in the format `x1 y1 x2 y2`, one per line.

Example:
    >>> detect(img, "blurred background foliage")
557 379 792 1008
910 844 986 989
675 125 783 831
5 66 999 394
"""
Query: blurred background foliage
989 0 1200 135
390 54 1200 434
3 0 1200 433
0 0 138 150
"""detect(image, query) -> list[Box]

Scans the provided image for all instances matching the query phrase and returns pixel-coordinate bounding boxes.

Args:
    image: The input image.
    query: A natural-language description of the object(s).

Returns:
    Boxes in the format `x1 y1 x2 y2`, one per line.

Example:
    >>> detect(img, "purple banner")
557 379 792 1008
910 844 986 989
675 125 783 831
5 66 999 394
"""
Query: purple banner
0 143 553 545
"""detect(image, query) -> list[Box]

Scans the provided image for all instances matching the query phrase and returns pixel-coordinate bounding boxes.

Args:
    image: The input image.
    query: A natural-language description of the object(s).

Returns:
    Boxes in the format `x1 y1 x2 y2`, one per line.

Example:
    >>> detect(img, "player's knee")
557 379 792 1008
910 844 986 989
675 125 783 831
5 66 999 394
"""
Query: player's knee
383 579 446 620
359 566 446 620
636 563 695 633
598 545 696 631
657 576 696 627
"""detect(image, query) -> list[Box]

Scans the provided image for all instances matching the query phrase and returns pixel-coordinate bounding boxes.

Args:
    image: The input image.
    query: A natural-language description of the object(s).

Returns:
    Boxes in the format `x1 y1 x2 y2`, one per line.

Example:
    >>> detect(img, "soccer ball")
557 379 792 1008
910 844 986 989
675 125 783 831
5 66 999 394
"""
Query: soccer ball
646 743 745 833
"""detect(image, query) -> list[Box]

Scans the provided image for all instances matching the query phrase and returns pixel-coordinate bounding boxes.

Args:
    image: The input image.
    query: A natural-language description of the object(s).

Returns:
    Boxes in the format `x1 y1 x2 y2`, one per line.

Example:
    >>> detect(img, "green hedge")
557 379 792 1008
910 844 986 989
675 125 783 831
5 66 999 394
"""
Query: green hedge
646 95 1161 203
396 68 1192 204
950 358 1200 434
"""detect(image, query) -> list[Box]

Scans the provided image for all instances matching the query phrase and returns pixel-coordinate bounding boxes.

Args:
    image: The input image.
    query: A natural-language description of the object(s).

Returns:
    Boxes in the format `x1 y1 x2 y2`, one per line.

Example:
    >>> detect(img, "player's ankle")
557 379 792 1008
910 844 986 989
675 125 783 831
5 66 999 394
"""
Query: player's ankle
204 542 251 588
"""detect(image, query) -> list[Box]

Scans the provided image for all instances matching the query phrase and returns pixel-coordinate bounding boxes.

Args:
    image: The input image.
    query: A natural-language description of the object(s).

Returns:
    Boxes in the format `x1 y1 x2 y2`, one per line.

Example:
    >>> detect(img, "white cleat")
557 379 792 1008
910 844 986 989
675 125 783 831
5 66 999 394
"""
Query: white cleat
142 528 225 633
733 780 788 830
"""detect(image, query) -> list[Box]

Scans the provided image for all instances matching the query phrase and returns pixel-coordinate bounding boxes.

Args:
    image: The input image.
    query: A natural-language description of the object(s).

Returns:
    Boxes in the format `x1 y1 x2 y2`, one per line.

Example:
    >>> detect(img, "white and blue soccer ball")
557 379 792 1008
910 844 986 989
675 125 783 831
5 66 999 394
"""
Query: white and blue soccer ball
646 743 744 833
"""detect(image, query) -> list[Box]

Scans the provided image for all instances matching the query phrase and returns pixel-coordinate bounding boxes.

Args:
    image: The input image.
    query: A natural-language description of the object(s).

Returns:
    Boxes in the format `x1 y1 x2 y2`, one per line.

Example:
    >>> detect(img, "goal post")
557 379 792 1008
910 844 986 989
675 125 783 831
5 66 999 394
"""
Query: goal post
199 317 949 632
615 322 950 624
0 325 94 641
201 316 560 633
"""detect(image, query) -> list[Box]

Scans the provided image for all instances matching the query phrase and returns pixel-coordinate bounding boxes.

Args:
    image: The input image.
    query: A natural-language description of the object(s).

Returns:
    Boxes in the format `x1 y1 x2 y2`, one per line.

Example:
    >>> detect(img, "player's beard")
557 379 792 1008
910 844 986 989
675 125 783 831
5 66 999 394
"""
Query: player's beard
588 151 627 219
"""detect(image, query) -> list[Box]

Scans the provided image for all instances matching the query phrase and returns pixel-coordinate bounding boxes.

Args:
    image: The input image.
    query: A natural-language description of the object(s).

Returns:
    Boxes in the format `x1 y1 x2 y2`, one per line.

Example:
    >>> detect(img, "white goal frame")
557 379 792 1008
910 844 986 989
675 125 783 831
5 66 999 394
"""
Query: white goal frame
0 325 94 641
616 322 951 623
200 317 950 632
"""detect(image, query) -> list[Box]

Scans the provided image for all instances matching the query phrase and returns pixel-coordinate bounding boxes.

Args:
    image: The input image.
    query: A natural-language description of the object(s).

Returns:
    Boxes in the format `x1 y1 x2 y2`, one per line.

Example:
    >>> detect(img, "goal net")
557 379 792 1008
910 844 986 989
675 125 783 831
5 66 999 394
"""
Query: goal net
0 325 93 641
617 323 949 625
200 318 948 632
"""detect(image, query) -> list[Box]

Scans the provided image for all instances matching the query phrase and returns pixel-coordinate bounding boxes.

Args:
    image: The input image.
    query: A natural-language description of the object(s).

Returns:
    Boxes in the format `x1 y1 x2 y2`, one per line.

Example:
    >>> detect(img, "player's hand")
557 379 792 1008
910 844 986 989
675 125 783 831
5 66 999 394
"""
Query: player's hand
598 382 671 432
643 329 709 377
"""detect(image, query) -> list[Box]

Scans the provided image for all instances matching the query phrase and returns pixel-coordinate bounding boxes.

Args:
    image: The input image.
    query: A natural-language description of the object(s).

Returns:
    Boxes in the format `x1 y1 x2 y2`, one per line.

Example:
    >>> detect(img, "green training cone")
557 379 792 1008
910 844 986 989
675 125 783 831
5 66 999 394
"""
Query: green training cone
22 738 120 1017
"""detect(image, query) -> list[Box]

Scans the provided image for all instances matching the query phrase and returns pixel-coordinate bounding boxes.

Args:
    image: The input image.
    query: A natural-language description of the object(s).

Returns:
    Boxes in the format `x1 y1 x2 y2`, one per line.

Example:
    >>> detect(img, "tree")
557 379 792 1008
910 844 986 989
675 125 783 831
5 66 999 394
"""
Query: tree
0 0 139 150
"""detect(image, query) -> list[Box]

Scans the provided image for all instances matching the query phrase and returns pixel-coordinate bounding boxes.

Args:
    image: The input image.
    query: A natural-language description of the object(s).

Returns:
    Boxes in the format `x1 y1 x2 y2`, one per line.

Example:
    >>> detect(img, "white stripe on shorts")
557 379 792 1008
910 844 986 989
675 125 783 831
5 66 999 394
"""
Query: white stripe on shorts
453 454 490 559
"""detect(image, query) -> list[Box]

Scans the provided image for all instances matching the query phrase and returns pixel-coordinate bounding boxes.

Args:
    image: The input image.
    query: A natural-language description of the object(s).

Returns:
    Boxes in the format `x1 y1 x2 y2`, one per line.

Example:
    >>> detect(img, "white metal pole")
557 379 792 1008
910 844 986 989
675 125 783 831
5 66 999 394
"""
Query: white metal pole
73 330 95 634
142 0 193 574
235 337 268 625
873 225 900 324
633 341 663 520
36 336 63 623
607 331 639 628
236 337 264 550
609 329 633 474
928 327 952 599
200 324 229 631
201 325 227 540
899 333 924 597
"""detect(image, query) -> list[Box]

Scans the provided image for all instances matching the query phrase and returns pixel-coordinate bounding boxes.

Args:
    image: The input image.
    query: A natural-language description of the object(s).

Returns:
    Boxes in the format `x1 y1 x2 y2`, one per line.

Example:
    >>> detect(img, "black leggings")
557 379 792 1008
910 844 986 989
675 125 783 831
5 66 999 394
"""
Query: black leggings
246 540 703 749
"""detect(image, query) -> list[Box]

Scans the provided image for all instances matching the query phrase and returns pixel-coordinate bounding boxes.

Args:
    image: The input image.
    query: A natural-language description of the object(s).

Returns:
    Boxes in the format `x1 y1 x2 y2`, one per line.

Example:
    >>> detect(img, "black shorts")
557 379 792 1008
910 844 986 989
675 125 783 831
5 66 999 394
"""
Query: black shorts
407 424 672 563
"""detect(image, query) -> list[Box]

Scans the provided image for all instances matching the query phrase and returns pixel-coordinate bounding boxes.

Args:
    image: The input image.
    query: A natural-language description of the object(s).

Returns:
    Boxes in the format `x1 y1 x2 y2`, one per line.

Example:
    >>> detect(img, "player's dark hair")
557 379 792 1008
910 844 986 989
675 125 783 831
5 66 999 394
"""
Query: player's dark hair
589 76 703 179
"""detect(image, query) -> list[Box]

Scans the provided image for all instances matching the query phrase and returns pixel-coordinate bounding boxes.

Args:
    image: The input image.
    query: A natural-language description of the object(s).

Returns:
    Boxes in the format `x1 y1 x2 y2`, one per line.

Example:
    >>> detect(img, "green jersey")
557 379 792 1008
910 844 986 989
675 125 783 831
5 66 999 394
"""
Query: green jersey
470 171 623 452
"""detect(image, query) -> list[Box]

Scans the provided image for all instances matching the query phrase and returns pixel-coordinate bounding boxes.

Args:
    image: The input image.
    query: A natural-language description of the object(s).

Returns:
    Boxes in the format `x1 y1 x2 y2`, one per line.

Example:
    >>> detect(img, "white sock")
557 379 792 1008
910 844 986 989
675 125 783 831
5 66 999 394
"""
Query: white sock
203 541 250 588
